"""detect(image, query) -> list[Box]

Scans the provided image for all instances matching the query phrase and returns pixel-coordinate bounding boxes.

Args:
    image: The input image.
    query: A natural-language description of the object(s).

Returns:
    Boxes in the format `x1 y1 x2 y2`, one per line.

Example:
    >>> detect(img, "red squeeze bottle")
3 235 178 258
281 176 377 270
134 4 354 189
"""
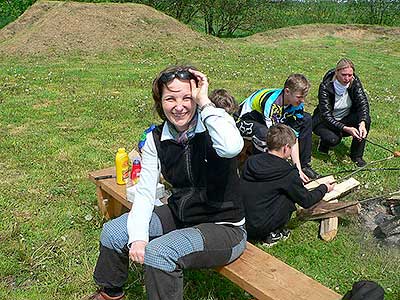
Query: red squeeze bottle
130 158 141 184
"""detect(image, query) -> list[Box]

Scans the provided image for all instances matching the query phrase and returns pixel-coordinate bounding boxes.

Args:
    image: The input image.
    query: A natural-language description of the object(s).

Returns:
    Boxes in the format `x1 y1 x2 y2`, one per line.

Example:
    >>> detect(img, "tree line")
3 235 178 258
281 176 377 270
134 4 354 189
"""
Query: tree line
1 0 400 37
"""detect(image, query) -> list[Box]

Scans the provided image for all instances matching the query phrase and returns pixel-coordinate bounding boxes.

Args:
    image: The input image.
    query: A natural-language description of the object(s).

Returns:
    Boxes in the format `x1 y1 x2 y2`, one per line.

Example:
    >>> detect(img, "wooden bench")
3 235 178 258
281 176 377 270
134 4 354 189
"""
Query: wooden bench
89 167 341 300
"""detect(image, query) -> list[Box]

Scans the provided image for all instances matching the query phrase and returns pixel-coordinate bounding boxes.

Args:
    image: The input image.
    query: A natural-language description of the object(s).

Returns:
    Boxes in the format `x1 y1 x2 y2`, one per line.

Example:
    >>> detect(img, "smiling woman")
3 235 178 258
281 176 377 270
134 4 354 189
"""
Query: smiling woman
88 65 246 300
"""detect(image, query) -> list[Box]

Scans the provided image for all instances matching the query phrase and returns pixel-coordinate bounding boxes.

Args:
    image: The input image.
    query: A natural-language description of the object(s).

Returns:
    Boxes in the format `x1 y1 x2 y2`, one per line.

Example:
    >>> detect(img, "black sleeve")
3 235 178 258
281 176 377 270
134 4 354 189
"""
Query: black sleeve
285 170 328 208
351 76 370 123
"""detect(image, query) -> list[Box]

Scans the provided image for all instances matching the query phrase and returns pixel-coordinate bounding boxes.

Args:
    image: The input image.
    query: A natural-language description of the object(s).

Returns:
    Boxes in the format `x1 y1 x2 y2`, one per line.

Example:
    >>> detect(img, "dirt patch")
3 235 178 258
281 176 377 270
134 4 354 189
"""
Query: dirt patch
243 23 400 44
0 1 220 56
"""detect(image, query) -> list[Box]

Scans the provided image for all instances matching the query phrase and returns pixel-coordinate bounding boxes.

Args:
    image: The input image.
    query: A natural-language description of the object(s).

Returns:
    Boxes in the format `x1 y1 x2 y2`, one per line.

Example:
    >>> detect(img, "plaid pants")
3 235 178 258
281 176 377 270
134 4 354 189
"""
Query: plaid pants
94 205 247 300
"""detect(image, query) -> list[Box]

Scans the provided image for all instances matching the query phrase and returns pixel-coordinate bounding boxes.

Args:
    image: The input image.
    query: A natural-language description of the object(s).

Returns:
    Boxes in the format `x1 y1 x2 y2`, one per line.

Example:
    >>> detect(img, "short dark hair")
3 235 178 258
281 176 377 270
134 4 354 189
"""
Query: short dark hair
284 73 310 96
151 65 197 120
209 89 238 114
266 124 296 151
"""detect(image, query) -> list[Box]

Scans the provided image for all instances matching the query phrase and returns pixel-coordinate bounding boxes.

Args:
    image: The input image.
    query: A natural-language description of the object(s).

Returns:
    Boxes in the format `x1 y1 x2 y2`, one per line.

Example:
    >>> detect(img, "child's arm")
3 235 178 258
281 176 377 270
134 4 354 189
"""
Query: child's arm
286 171 328 208
290 139 309 183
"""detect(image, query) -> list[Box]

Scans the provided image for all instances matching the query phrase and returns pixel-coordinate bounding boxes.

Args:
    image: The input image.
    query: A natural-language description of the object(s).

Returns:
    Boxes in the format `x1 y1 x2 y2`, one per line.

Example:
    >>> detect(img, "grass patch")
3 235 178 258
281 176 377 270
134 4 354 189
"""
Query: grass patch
0 33 399 300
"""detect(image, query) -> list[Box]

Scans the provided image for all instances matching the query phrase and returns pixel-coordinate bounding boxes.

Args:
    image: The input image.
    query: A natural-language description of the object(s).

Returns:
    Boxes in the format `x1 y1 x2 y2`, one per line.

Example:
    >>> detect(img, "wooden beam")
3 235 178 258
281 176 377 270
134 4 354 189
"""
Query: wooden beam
297 201 360 220
217 242 341 300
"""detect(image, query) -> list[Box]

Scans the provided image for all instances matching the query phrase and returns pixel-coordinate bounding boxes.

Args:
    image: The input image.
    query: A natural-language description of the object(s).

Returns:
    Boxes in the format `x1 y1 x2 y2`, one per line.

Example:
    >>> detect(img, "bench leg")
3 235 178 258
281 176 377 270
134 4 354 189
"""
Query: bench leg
95 187 128 219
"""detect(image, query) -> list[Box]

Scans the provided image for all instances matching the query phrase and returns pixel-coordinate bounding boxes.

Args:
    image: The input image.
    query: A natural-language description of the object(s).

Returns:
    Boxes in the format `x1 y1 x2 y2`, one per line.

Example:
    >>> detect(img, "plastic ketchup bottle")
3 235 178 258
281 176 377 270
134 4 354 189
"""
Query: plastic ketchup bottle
130 158 141 185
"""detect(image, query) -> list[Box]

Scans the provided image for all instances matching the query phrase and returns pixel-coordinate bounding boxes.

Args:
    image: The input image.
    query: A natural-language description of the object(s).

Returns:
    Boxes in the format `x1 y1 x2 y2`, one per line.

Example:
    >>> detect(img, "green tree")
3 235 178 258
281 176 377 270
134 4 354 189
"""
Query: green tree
199 0 259 37
350 0 400 25
0 0 36 28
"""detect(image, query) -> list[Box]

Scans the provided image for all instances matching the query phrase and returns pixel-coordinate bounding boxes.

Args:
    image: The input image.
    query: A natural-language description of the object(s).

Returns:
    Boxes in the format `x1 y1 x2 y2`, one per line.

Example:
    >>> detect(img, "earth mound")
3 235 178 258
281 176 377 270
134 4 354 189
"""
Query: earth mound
0 1 217 56
1 1 399 56
243 23 400 43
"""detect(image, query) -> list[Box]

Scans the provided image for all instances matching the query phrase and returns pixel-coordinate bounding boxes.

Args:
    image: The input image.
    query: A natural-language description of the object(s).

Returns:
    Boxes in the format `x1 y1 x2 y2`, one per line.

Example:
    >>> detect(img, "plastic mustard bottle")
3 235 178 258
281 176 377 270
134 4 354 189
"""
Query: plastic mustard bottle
115 148 129 185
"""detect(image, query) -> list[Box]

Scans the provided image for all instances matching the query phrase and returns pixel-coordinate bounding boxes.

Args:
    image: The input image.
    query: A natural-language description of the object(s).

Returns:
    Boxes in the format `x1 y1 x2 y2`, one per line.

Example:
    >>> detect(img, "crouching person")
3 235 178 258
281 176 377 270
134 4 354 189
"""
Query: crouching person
240 124 334 247
89 65 247 300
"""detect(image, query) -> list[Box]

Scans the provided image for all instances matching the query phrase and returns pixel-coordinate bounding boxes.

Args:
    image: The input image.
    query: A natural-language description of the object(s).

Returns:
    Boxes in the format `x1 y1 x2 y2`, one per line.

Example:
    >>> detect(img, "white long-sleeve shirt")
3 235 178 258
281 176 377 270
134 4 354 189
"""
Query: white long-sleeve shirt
127 105 244 245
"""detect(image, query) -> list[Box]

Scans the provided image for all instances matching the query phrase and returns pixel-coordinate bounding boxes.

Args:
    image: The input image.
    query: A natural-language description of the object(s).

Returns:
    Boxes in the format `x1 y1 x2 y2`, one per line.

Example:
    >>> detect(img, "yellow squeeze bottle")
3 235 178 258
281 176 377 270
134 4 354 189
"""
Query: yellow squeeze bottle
115 148 129 185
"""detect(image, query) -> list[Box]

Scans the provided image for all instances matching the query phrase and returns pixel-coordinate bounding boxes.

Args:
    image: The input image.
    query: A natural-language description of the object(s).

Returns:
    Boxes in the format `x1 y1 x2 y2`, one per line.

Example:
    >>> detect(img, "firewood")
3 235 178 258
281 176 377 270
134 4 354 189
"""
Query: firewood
297 201 360 220
319 178 360 242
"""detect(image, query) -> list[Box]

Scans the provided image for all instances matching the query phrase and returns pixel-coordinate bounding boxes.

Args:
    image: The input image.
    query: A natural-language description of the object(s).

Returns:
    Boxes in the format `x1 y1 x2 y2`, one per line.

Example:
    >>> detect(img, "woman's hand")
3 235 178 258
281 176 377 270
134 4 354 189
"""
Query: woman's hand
188 69 210 108
343 126 361 140
129 240 147 264
358 121 368 139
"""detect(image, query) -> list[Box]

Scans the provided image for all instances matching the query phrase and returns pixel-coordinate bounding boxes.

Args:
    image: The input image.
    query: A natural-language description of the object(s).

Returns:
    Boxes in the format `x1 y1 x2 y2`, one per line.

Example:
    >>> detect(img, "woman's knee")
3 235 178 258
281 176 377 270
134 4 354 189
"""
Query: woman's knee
100 213 129 252
144 241 176 272
320 134 341 147
228 227 247 263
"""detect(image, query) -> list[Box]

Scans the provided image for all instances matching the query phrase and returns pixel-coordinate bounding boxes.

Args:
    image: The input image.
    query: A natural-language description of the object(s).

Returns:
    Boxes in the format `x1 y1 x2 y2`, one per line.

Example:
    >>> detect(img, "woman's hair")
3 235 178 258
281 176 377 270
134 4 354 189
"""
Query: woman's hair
152 65 198 120
284 73 310 96
266 124 296 151
335 58 355 72
209 89 238 114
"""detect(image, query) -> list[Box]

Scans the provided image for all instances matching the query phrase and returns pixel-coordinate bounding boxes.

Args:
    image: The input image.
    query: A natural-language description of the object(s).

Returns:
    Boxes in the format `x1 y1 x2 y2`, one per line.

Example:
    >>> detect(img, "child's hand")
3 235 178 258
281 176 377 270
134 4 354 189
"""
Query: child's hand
299 169 310 184
325 181 336 192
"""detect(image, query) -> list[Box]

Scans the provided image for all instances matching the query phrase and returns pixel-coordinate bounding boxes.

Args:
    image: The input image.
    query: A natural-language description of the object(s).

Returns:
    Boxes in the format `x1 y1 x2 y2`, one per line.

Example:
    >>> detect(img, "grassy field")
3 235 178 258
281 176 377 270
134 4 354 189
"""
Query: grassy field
1 14 400 300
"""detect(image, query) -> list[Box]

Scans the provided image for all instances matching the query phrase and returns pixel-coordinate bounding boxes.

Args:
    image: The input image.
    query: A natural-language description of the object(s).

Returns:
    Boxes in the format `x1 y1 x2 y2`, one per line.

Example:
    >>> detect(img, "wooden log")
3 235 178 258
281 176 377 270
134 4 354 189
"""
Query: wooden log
319 178 360 242
297 201 360 220
320 209 338 241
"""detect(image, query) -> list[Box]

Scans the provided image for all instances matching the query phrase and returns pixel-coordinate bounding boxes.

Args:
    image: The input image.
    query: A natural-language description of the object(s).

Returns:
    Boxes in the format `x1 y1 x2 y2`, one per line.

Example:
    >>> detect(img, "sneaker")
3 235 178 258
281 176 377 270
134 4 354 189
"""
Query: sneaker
302 166 320 179
351 157 367 167
263 229 291 247
317 140 329 154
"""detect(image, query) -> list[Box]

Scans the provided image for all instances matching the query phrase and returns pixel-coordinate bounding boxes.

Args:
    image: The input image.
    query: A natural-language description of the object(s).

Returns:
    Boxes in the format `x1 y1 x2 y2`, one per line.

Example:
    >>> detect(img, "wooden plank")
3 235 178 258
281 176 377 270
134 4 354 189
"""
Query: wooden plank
217 242 341 300
322 177 360 201
305 175 335 190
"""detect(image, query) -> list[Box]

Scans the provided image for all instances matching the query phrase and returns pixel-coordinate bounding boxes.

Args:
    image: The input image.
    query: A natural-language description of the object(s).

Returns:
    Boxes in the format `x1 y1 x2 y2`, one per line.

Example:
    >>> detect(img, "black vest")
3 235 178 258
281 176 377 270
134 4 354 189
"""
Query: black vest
152 125 244 226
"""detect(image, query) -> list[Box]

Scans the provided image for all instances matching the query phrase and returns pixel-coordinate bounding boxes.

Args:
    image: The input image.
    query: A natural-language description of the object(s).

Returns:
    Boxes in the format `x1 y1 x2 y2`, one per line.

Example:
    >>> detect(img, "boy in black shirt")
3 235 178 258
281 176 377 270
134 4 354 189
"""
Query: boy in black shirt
241 124 334 246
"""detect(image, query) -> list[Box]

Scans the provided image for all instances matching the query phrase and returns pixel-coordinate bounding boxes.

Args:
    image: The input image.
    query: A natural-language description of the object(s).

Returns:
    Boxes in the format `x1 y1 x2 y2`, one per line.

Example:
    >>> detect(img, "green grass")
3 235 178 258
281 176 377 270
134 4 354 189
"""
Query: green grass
1 33 400 300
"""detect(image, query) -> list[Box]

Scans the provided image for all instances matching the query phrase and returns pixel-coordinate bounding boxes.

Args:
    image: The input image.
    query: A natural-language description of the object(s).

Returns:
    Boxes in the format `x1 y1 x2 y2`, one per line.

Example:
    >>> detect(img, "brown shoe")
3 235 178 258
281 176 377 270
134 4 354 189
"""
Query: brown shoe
85 290 125 300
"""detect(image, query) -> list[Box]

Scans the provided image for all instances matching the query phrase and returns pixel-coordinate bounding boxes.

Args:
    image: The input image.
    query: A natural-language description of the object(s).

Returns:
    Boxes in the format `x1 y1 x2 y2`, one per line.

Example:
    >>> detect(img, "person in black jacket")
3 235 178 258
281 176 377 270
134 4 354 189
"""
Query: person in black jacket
313 58 371 167
241 124 334 246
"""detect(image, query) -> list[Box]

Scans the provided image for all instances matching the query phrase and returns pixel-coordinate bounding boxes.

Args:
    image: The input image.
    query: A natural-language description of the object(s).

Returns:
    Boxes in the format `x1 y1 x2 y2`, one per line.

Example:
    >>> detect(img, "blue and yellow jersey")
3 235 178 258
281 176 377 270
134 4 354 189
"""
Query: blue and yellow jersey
239 88 304 136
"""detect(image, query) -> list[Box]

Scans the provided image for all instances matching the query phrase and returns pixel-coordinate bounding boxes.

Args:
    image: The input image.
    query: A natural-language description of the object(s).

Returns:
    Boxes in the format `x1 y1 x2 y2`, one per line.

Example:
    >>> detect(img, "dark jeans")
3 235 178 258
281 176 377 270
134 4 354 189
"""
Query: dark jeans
93 205 247 300
313 114 371 159
237 111 313 167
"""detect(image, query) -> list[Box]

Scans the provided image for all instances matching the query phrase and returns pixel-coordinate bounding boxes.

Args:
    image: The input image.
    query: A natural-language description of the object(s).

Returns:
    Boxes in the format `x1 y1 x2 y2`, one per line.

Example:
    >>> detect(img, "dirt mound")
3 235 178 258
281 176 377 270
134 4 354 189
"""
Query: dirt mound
243 23 400 44
0 1 217 56
1 2 398 56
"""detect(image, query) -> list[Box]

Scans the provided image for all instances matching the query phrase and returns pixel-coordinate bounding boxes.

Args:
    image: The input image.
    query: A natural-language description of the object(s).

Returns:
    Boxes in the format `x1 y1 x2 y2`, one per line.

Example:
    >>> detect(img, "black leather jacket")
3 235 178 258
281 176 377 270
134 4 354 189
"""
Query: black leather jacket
313 69 369 131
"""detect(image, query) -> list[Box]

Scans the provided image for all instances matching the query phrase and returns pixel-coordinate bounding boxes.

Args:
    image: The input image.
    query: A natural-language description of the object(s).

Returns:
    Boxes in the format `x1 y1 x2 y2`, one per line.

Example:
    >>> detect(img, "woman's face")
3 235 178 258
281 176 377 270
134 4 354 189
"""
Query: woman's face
336 67 354 85
161 78 196 132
